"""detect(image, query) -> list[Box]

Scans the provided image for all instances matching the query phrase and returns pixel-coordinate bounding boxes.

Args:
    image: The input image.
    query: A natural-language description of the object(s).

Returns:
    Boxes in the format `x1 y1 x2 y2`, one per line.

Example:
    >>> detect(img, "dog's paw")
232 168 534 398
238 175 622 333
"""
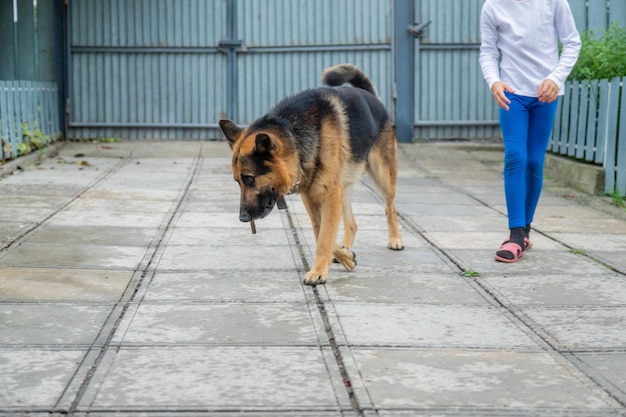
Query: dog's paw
388 238 405 251
333 245 357 271
303 270 328 286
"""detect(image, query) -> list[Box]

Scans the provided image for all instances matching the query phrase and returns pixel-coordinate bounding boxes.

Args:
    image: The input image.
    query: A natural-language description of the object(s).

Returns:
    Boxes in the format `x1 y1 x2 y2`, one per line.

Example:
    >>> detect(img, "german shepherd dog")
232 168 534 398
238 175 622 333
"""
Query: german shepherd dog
219 64 404 285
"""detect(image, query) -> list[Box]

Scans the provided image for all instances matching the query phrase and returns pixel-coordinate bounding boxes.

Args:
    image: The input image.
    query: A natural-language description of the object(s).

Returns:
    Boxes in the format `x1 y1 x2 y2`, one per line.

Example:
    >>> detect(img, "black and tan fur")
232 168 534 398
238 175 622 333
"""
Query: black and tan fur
219 64 404 285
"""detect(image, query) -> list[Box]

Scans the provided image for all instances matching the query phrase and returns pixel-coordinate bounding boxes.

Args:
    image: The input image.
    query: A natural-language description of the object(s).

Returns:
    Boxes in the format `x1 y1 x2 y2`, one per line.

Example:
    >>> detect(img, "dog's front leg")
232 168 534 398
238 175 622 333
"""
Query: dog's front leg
302 191 342 286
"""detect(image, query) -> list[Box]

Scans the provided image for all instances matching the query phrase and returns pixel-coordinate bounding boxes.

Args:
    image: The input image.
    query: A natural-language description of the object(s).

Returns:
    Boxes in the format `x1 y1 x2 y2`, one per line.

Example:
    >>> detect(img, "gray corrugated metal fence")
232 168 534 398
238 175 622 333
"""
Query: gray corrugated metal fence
67 0 392 140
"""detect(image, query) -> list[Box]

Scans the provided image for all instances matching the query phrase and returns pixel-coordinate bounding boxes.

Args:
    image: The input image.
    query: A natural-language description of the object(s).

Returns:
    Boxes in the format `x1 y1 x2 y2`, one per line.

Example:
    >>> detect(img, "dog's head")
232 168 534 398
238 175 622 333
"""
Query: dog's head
219 119 296 223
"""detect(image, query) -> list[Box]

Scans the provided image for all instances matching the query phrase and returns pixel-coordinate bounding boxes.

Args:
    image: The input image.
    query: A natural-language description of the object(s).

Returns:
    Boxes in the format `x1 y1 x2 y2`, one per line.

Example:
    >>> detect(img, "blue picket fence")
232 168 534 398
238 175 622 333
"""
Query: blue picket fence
550 77 626 196
0 81 61 162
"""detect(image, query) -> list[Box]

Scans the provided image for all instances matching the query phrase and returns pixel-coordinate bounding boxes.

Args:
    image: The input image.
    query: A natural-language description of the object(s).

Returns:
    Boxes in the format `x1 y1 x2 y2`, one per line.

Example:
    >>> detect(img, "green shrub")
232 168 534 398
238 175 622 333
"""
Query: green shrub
568 22 626 81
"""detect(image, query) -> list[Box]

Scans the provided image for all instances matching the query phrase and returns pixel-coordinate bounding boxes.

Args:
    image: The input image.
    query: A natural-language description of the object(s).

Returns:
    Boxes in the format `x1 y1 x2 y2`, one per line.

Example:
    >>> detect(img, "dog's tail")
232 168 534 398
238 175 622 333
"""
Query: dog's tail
321 64 378 97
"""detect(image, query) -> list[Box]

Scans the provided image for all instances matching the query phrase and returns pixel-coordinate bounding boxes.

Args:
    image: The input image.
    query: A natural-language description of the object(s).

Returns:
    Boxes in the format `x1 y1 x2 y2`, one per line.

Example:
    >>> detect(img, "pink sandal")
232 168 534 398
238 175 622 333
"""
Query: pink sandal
505 236 533 251
495 241 524 263
523 237 533 251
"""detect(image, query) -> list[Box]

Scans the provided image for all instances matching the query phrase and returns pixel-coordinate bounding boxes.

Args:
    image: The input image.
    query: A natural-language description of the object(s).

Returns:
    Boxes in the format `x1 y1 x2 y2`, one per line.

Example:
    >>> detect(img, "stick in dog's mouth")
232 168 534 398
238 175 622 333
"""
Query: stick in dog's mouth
250 220 256 234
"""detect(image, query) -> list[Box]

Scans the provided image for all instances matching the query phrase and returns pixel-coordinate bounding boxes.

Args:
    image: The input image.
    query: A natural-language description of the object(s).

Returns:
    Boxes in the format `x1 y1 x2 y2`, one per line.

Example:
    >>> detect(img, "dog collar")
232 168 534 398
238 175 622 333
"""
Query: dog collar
287 181 300 195
288 162 304 195
278 179 299 211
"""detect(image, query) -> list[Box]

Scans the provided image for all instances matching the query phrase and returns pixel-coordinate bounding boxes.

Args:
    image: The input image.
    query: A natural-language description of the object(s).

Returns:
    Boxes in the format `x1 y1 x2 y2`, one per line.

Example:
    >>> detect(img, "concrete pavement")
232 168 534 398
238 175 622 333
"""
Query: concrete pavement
1 140 625 416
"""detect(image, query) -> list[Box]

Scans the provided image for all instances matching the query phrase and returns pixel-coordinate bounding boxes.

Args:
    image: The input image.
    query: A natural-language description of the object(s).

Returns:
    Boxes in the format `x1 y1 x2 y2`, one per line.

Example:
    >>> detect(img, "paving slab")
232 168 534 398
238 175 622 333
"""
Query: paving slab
112 302 325 346
446 248 612 276
0 242 149 270
143 270 307 303
407 215 509 233
549 232 626 252
47 209 169 229
344 247 451 271
345 348 619 410
321 269 486 304
165 226 290 246
68 198 175 213
174 211 285 229
480 273 626 306
79 346 350 413
0 182 87 197
430 231 563 252
330 304 537 348
0 349 88 409
349 228 428 250
0 207 61 223
28 225 157 246
578 353 626 394
155 244 297 271
82 187 181 201
0 303 114 345
0 267 133 302
523 307 626 350
0 222 38 245
535 216 626 234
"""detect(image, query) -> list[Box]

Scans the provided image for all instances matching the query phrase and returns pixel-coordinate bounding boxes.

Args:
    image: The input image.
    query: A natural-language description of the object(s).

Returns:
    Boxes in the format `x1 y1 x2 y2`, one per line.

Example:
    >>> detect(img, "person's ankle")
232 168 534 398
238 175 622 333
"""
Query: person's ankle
510 227 525 249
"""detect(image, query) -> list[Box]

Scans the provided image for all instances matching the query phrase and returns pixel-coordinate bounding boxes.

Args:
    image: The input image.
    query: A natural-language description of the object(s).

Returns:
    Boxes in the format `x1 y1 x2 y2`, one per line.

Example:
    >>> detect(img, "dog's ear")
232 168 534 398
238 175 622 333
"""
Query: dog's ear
254 133 277 155
218 119 242 149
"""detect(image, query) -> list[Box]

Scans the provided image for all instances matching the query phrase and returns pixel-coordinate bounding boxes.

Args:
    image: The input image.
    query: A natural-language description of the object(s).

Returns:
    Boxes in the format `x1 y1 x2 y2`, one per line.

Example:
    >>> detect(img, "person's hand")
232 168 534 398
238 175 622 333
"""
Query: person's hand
538 79 559 103
491 81 515 111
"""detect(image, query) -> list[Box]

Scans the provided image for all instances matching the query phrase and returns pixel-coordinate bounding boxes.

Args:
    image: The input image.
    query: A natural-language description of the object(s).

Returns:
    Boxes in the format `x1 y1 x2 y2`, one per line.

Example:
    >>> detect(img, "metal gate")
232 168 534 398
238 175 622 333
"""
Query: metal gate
411 0 500 140
68 0 228 140
409 0 626 141
67 0 393 140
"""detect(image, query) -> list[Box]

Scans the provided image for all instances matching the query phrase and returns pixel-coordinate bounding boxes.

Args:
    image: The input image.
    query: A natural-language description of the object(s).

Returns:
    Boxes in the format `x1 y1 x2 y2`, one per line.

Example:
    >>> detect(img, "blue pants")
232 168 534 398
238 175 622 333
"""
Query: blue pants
500 92 558 229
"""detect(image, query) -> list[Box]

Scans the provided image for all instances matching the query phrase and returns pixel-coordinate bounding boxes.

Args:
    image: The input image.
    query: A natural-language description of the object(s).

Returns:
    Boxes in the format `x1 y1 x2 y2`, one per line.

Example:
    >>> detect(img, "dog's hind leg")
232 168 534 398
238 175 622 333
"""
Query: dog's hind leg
333 186 357 271
340 186 357 247
367 131 404 251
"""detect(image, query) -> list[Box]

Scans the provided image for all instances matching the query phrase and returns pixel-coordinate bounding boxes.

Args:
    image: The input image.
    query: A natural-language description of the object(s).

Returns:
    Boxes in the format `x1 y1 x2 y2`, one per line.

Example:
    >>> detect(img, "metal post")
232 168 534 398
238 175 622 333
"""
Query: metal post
392 0 414 143
219 0 242 122
33 0 39 81
13 0 19 79
64 0 72 134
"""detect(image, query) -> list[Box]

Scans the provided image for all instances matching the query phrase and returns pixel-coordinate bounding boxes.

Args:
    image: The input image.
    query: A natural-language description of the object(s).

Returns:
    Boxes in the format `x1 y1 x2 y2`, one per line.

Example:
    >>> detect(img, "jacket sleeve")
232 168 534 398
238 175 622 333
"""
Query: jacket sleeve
546 0 582 87
479 4 501 90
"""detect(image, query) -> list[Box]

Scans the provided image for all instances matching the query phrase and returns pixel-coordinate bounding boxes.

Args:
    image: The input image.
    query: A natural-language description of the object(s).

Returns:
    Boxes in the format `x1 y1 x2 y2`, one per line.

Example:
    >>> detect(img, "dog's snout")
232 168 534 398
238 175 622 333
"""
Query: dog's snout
239 210 252 223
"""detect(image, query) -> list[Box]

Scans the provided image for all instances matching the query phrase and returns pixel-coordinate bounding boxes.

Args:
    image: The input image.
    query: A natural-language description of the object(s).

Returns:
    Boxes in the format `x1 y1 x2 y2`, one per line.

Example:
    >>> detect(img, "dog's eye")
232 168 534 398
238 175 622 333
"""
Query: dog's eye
241 175 255 186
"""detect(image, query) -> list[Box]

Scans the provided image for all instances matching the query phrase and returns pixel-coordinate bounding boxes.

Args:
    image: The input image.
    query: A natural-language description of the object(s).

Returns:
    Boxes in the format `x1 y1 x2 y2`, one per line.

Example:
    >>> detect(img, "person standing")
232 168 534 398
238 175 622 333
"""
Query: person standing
479 0 581 263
